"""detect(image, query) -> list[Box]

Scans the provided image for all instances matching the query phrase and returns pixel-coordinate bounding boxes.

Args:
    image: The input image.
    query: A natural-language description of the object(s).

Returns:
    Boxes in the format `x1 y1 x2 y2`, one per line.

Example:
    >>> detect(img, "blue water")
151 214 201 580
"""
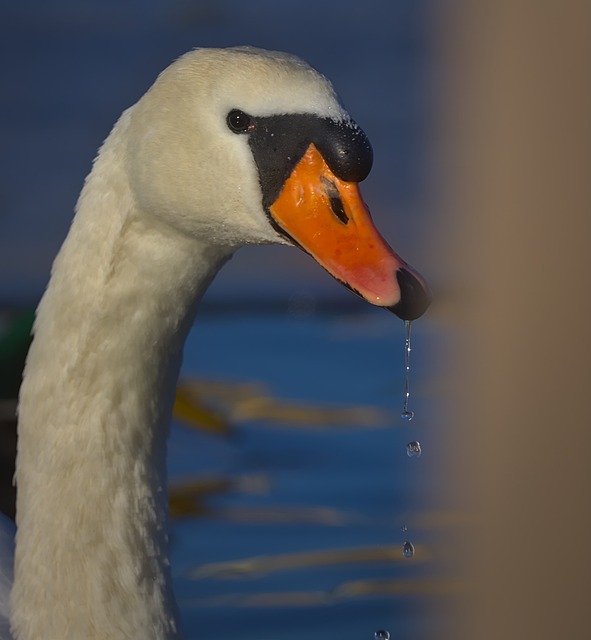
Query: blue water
168 308 441 639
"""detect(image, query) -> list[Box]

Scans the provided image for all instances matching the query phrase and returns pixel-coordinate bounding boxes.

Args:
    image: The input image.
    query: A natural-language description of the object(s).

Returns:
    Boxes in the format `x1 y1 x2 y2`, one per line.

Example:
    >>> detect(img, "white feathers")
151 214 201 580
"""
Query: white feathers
10 47 345 639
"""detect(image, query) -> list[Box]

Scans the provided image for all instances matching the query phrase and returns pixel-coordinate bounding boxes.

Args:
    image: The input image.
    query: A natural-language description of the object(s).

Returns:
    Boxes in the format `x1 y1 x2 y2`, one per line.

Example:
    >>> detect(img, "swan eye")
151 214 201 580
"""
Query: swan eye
227 109 254 133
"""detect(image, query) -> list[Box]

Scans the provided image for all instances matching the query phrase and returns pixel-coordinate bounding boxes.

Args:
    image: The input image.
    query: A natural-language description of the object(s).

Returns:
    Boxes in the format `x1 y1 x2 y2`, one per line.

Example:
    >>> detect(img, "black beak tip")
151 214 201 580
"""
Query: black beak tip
388 268 432 321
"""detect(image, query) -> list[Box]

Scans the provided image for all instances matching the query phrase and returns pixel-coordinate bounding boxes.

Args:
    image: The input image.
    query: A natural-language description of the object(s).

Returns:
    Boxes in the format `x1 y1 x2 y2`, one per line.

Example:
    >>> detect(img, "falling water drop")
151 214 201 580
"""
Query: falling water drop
402 541 415 558
406 441 422 458
401 320 414 420
374 631 391 640
400 524 408 533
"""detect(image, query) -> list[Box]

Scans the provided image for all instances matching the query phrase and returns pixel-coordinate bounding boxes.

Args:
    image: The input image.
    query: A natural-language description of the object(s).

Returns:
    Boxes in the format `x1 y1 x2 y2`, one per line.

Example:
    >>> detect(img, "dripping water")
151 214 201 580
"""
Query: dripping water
401 320 414 420
401 323 417 561
406 441 422 458
374 631 391 640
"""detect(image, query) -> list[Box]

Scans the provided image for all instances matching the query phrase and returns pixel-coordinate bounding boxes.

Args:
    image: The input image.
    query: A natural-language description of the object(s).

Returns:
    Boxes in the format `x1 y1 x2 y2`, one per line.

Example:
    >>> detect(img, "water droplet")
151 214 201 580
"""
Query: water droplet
400 320 414 420
375 631 391 640
401 524 408 532
402 541 415 558
406 441 422 458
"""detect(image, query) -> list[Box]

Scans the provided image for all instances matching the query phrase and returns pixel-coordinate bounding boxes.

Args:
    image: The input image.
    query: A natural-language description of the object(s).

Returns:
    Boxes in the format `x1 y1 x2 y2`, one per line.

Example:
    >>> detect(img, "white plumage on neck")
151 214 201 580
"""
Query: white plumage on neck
12 107 232 639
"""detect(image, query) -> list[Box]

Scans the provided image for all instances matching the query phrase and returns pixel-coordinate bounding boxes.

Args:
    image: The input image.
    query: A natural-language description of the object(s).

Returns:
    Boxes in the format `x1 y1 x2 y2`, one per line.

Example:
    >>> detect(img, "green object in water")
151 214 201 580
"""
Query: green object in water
0 310 35 400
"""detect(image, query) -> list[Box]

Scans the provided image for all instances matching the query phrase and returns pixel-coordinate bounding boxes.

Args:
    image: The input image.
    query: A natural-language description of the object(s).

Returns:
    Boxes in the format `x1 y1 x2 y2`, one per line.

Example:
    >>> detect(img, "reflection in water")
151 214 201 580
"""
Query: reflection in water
176 378 387 428
169 311 441 639
189 544 429 580
180 577 464 609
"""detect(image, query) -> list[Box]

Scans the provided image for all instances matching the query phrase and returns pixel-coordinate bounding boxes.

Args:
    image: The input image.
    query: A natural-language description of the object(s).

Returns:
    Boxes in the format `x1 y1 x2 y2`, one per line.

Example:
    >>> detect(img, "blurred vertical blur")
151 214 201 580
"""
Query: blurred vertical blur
434 2 591 638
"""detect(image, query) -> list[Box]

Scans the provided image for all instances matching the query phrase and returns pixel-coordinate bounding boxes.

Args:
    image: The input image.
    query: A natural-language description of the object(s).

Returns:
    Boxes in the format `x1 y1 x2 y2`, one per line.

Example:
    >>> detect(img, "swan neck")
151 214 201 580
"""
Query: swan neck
11 110 232 639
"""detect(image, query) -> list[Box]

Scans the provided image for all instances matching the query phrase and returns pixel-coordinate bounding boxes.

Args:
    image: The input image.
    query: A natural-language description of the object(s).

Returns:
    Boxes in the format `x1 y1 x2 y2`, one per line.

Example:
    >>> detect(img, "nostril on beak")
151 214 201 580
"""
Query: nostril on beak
388 268 432 321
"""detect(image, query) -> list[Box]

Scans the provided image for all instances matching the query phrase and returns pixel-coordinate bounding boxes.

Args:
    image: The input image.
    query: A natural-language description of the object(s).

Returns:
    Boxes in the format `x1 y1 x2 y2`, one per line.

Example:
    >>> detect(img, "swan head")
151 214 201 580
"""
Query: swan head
126 47 430 320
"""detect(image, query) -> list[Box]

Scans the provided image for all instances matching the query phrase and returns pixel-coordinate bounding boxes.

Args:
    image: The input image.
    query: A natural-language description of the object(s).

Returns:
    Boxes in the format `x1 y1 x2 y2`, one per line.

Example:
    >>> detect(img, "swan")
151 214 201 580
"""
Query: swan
0 46 430 639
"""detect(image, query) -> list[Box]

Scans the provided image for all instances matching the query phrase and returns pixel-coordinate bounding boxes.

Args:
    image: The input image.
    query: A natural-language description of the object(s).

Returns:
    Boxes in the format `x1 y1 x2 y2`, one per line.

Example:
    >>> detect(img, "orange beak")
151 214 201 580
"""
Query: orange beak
268 144 431 319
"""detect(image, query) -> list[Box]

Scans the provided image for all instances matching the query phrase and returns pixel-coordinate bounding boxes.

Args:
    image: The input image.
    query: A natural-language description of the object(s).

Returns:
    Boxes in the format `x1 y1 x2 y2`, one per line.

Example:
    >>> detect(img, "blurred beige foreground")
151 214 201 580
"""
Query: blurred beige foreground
436 2 591 638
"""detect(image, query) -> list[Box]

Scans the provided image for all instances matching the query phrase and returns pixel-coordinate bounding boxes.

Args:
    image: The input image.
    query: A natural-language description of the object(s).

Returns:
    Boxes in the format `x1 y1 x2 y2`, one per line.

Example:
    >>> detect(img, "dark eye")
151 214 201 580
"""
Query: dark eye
227 109 254 133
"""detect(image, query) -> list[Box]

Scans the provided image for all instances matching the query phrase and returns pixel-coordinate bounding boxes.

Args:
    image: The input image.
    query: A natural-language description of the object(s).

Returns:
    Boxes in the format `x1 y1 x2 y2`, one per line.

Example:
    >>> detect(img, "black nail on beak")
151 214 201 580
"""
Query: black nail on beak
388 268 432 321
